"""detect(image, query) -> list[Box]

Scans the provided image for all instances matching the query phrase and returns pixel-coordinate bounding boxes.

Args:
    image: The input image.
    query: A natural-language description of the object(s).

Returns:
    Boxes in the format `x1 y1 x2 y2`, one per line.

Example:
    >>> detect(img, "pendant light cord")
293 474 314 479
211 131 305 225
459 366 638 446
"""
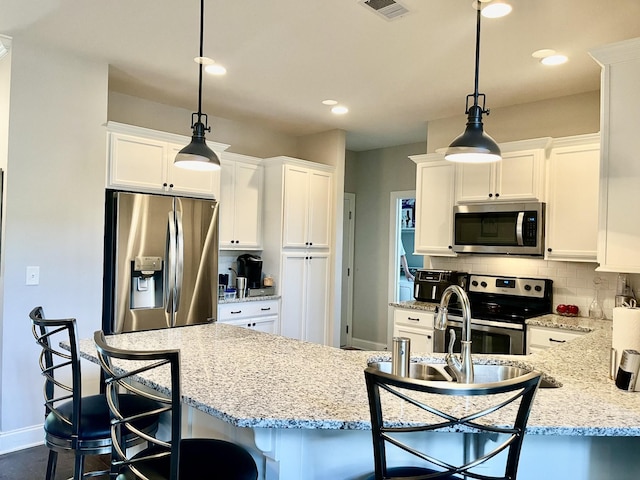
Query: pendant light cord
473 4 481 109
197 0 204 121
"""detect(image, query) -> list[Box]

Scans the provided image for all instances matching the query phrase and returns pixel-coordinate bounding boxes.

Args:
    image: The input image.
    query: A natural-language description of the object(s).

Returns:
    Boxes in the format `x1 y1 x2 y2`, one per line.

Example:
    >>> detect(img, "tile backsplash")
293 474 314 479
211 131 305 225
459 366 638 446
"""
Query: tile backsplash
428 256 639 320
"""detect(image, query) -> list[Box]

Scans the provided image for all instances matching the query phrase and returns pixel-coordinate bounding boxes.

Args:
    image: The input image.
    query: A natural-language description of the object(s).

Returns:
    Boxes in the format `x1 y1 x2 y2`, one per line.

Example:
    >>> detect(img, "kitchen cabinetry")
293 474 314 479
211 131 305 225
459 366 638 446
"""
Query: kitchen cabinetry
455 138 551 204
279 253 330 344
527 325 586 355
219 153 263 250
545 134 600 262
281 164 332 249
410 154 456 256
218 299 279 334
393 308 435 353
591 39 640 273
107 122 228 199
262 157 335 346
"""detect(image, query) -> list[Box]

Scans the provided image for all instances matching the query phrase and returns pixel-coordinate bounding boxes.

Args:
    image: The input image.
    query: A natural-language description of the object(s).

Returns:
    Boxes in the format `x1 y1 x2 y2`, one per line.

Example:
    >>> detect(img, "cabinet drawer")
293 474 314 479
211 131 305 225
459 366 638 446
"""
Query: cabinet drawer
218 300 279 321
528 326 586 348
394 309 434 329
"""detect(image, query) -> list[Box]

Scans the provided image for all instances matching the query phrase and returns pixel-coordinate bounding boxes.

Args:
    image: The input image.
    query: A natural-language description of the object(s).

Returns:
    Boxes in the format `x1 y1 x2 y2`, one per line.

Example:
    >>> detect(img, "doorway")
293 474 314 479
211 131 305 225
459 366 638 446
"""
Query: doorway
387 190 420 348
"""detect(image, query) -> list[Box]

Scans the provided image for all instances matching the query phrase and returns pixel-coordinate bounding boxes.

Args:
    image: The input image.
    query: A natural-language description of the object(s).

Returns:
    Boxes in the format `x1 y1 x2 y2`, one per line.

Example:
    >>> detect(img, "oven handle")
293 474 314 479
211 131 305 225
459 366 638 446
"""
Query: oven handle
516 211 525 246
447 315 524 331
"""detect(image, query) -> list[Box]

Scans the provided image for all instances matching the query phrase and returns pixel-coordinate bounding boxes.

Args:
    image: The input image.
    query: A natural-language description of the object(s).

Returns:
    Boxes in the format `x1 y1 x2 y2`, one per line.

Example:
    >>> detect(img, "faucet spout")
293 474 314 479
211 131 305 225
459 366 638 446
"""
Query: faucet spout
435 284 474 383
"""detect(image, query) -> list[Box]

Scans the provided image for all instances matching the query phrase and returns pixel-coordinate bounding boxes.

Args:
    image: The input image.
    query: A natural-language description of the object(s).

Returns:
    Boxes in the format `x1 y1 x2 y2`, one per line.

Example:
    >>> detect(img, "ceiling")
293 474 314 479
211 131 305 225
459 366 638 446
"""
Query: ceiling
2 0 640 151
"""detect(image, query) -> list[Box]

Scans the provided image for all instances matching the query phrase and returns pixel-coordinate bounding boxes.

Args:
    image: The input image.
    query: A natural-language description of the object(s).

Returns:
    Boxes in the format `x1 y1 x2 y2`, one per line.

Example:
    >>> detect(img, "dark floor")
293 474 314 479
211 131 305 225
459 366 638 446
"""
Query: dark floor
0 445 110 480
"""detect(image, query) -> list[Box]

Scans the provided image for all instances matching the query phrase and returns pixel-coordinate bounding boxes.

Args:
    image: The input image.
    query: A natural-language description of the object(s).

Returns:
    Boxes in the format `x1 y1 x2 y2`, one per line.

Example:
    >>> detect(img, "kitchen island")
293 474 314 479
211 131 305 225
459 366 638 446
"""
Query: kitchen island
78 320 640 480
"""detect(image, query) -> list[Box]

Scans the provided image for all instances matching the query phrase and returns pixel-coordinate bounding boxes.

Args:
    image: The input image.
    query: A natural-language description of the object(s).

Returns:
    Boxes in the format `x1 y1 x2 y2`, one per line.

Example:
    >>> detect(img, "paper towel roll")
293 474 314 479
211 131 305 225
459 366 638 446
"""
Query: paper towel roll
612 307 640 384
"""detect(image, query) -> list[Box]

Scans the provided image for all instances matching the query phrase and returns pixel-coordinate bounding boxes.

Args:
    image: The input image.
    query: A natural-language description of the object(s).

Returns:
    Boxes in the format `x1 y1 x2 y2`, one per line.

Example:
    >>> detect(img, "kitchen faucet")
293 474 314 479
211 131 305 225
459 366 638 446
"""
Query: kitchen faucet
434 285 474 383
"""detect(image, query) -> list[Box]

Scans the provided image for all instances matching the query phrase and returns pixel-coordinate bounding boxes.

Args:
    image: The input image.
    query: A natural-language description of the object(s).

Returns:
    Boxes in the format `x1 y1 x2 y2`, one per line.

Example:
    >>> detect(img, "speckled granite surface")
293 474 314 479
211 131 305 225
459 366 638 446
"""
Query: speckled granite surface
78 317 640 437
218 295 280 305
389 300 438 311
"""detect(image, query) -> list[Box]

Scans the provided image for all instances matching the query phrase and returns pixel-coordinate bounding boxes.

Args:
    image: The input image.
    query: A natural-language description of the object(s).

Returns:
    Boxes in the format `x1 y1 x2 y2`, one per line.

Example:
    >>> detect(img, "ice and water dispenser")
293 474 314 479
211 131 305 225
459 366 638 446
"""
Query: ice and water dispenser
130 256 163 309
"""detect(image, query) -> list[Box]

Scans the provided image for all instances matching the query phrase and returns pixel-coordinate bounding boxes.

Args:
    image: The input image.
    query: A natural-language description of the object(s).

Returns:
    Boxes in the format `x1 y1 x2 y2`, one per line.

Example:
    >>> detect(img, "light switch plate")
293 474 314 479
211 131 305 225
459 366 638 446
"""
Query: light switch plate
26 266 39 285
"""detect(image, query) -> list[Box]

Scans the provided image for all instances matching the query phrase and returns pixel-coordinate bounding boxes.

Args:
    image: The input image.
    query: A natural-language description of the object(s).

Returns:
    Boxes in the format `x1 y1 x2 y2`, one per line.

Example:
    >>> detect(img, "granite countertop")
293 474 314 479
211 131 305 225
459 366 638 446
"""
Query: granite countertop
389 300 438 311
218 295 280 305
79 317 640 437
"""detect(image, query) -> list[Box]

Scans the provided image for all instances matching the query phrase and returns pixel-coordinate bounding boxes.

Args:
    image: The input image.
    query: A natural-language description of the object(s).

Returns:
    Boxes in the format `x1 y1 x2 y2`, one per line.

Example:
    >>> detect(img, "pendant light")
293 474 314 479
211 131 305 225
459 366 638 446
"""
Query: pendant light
445 3 501 164
175 0 220 171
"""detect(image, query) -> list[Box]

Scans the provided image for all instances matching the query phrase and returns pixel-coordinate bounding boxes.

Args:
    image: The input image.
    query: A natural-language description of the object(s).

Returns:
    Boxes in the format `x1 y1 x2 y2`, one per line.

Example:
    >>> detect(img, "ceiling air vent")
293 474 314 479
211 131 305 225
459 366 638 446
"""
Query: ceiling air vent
359 0 410 21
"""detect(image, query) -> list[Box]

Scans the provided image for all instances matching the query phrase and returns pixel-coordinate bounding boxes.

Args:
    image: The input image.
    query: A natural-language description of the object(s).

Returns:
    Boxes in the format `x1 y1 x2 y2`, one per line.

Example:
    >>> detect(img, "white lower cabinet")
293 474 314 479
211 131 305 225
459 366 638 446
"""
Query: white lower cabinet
393 308 435 354
527 325 586 355
218 300 279 334
279 253 330 344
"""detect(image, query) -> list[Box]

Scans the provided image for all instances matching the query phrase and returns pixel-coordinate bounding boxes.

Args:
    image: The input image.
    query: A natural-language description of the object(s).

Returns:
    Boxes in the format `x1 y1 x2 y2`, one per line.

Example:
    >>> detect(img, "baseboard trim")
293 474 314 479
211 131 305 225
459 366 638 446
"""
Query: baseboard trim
350 337 387 351
0 424 44 455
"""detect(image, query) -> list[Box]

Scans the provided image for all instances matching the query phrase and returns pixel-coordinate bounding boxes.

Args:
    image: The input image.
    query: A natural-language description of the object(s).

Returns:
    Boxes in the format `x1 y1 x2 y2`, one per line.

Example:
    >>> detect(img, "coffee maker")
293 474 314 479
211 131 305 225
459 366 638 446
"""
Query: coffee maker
237 254 263 289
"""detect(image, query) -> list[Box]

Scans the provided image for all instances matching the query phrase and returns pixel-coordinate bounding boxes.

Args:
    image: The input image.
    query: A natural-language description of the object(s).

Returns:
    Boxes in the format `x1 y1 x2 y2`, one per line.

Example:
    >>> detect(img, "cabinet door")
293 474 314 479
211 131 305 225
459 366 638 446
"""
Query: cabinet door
455 162 494 203
414 159 456 256
497 149 544 201
545 141 599 262
109 133 167 190
218 159 236 248
280 255 306 340
307 171 332 249
304 254 330 344
166 143 219 198
393 324 434 354
282 166 310 248
233 162 263 248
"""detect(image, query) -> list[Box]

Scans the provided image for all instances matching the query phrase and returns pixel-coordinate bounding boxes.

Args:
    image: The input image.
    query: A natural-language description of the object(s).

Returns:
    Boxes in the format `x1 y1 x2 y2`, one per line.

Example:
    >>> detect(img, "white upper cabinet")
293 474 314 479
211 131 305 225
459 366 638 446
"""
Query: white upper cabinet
411 154 456 256
219 153 263 250
282 164 333 249
545 134 600 262
591 38 640 273
107 122 228 199
455 138 551 204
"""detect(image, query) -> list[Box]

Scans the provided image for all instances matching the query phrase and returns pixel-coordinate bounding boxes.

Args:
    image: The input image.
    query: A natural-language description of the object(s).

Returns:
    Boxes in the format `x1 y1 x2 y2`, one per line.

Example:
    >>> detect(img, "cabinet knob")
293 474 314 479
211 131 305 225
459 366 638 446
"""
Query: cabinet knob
309 242 313 246
163 182 168 187
488 193 493 198
495 193 499 198
547 247 552 252
448 245 453 249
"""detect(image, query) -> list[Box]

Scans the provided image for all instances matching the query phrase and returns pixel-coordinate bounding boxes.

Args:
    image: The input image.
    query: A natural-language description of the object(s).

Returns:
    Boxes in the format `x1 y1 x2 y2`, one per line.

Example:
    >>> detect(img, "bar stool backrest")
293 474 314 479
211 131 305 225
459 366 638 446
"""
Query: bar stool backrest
364 366 542 480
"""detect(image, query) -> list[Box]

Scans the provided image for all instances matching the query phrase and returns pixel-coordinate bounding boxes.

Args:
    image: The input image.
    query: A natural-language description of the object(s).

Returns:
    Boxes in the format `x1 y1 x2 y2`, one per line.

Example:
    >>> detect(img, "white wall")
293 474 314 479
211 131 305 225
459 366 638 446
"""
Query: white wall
0 38 108 452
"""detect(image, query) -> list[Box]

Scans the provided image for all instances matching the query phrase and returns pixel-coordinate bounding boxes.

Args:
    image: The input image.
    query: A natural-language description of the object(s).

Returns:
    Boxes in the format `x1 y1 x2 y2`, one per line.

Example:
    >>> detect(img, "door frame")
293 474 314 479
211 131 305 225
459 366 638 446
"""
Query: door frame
387 190 415 349
340 193 355 347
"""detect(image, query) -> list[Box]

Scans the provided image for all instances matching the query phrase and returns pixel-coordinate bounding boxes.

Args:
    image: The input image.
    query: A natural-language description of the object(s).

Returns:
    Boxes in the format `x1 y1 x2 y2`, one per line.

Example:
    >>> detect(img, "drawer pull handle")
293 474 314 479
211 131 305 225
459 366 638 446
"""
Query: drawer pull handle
407 317 420 322
549 337 566 344
231 310 242 315
261 307 271 311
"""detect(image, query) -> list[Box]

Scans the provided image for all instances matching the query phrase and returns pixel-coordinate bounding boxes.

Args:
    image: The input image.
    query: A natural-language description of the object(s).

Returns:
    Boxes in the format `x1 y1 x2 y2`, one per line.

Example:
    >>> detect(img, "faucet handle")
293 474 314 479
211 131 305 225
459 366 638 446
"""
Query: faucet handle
445 329 463 380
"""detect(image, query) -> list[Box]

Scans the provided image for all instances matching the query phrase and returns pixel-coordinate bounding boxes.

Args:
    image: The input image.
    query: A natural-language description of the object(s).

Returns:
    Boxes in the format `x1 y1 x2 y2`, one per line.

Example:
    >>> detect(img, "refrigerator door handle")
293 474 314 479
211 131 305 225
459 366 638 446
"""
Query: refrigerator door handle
165 211 177 322
174 210 185 315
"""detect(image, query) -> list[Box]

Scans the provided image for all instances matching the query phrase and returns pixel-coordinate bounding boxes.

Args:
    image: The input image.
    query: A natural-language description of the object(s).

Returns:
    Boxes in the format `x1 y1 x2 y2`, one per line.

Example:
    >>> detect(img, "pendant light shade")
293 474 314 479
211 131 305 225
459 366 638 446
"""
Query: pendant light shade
175 0 220 171
445 4 501 164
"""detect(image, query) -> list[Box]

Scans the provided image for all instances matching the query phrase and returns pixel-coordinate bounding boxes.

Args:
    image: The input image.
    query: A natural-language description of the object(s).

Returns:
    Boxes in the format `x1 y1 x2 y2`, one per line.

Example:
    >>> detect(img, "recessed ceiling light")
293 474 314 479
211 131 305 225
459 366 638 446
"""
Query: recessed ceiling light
532 49 557 59
195 56 214 65
331 105 349 115
322 99 338 106
540 54 568 66
205 64 227 75
481 1 512 18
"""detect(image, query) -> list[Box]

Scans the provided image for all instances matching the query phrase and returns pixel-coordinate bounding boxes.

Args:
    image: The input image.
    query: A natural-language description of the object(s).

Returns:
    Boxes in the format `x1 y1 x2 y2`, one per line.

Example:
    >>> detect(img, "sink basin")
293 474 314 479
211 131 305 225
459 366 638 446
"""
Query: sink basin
368 362 558 388
368 361 454 382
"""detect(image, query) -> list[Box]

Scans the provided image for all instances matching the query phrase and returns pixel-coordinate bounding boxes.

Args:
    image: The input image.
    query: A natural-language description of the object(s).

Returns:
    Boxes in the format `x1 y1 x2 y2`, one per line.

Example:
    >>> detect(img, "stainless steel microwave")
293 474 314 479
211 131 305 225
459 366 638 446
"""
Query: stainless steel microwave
452 202 545 255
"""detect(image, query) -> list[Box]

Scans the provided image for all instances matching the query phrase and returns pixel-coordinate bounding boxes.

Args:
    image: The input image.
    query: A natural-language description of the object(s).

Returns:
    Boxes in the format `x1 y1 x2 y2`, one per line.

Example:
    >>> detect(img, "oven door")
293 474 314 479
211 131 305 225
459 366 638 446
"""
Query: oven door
433 317 525 355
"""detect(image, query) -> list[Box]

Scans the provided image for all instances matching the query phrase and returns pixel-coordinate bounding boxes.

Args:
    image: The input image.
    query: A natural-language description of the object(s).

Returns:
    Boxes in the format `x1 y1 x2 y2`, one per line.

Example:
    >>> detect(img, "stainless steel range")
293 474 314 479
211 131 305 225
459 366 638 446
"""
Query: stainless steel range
433 274 553 355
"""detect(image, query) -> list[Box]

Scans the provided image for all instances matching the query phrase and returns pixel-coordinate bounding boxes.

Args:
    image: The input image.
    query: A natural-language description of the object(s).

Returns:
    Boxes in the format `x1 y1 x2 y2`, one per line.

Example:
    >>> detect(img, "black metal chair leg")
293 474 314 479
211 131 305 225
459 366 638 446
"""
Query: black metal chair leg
74 453 85 480
45 449 57 480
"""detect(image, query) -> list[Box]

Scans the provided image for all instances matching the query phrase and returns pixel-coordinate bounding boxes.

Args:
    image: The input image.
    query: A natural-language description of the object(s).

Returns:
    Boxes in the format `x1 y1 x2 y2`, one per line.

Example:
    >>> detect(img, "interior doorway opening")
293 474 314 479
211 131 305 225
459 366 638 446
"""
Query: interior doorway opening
387 190 421 348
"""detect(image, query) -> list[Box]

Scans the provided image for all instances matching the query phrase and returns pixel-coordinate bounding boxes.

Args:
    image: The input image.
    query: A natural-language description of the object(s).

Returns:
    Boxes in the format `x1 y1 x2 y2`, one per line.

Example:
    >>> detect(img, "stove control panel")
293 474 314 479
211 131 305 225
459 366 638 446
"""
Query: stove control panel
468 275 548 298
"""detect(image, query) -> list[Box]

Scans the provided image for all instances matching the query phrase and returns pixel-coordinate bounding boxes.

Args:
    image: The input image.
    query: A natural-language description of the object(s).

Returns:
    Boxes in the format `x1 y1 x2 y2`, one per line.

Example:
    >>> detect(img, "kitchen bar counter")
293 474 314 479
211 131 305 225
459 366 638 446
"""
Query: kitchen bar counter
78 320 638 436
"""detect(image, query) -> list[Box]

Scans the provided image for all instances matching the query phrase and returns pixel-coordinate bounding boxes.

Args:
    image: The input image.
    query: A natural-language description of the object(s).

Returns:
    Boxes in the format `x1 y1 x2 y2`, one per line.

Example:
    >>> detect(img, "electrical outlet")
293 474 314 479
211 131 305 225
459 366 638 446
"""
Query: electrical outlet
26 266 39 285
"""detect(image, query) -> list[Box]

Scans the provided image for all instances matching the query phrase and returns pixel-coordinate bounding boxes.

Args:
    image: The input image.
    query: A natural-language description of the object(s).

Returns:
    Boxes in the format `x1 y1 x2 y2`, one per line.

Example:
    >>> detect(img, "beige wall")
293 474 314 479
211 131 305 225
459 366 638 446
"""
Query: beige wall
346 90 601 348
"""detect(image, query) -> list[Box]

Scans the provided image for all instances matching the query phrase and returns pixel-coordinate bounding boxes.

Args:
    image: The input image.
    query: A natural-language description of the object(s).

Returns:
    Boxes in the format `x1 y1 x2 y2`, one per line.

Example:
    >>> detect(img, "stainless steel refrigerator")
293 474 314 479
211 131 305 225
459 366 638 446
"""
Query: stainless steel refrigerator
102 190 218 334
